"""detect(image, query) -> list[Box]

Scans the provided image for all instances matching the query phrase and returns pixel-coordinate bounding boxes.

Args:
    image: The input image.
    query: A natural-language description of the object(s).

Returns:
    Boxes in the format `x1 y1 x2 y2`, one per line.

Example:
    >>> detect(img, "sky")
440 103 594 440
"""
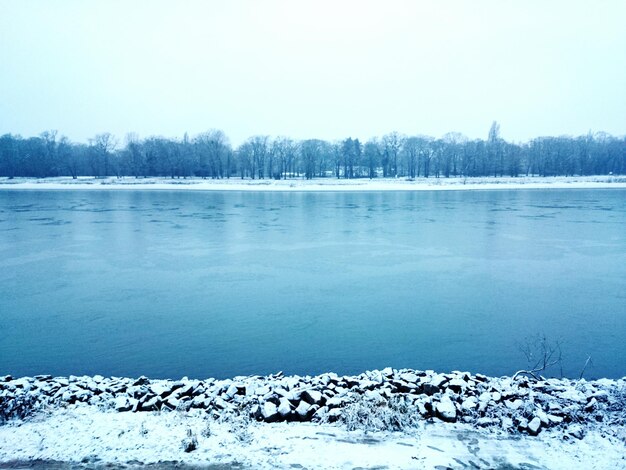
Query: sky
1 0 625 146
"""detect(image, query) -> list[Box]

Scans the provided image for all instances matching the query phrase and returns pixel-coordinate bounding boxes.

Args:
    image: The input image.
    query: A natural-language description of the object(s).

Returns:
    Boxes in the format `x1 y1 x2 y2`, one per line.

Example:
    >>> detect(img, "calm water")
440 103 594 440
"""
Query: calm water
1 189 625 379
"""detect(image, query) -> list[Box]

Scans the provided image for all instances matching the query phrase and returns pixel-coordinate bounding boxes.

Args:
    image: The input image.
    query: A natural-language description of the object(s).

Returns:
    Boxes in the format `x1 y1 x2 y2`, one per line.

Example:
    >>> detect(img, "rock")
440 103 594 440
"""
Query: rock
363 390 385 403
129 398 139 412
500 417 514 430
114 396 131 412
295 400 312 419
559 389 586 403
326 396 345 408
176 383 195 398
461 396 478 411
428 374 448 388
213 396 229 410
446 378 468 392
277 397 292 417
140 396 160 411
150 383 172 397
224 383 239 399
422 384 439 396
255 385 271 396
584 398 597 411
547 414 563 424
126 386 147 400
567 424 585 440
327 407 343 422
476 417 498 427
435 396 457 422
274 388 295 400
260 401 280 422
548 401 562 412
416 400 430 417
164 396 180 410
527 417 541 435
301 389 322 405
505 399 524 410
133 376 150 386
400 372 418 384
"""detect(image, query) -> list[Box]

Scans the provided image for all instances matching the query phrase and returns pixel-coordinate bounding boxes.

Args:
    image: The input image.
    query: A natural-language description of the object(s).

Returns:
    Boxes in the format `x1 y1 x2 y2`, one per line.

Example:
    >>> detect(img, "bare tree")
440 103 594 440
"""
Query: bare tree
382 132 404 177
89 133 117 177
513 335 563 380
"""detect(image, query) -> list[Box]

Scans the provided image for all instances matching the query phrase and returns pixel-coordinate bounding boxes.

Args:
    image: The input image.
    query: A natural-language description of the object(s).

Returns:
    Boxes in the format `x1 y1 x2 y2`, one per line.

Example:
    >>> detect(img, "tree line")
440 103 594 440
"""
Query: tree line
0 123 624 180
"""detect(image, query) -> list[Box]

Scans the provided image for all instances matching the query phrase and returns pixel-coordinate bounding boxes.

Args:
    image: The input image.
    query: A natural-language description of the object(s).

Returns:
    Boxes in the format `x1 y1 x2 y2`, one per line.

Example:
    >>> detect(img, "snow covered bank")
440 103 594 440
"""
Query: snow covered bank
1 369 625 468
1 175 625 191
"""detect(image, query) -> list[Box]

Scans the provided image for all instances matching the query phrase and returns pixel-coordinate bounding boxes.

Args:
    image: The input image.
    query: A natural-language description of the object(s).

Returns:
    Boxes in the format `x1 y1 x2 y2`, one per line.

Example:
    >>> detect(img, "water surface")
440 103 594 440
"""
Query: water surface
1 189 624 379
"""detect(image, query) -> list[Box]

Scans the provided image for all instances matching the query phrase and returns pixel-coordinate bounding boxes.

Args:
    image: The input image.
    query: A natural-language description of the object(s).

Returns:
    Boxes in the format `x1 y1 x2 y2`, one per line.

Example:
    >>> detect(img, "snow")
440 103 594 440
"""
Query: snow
1 405 624 469
1 175 625 192
3 369 624 468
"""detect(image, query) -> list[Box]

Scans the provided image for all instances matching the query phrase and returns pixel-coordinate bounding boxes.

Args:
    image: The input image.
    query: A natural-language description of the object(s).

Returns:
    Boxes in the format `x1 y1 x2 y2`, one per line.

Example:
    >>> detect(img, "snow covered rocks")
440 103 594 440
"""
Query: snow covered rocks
1 369 624 439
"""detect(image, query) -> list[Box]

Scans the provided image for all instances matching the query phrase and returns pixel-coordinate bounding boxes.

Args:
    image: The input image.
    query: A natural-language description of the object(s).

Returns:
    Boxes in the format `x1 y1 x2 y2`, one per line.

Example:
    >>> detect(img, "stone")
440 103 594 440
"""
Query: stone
164 396 180 410
547 414 563 424
176 384 195 398
295 400 312 418
422 384 439 396
400 372 418 384
428 374 448 388
224 383 239 399
505 399 524 410
461 396 478 411
476 417 497 427
559 389 586 403
213 396 229 410
274 388 295 400
567 424 585 440
527 417 541 435
327 407 343 421
260 401 280 422
133 376 150 386
277 397 292 417
326 395 347 408
150 383 172 397
435 396 457 422
114 396 131 412
446 378 468 392
363 390 385 403
302 389 323 405
584 398 597 411
140 396 160 411
416 400 429 417
255 385 271 396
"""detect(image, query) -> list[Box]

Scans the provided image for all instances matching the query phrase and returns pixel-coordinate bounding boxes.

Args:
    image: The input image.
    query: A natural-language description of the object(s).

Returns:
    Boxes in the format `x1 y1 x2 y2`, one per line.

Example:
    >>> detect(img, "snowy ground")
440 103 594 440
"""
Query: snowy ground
1 405 625 470
1 370 625 469
1 175 625 192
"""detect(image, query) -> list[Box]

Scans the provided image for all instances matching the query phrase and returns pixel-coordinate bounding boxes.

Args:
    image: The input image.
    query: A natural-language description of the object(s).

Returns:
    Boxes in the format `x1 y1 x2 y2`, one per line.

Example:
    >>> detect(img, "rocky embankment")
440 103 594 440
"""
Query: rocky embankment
2 369 625 438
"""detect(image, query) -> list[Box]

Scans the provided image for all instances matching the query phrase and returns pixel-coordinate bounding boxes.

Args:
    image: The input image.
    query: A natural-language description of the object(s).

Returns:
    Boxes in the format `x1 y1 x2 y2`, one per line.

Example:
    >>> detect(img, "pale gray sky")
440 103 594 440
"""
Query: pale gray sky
1 0 625 146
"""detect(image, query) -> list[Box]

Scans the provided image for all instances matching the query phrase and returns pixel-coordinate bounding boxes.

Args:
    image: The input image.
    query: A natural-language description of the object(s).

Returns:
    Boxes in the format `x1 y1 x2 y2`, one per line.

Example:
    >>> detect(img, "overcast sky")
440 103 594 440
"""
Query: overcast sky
1 0 625 146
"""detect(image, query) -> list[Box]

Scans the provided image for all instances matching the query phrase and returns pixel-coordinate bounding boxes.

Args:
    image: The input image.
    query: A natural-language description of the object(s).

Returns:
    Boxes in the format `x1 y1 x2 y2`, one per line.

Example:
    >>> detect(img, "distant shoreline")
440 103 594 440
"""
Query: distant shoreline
1 175 625 192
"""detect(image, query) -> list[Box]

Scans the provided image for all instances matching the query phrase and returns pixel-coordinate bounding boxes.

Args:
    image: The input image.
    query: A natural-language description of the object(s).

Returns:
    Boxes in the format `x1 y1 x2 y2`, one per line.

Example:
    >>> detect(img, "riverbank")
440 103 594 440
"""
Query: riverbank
1 175 625 191
1 369 624 469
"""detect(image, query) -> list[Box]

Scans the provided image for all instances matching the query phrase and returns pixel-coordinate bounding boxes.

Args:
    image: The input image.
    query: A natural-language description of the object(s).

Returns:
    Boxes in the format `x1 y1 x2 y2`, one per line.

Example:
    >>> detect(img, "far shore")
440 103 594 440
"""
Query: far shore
1 175 625 192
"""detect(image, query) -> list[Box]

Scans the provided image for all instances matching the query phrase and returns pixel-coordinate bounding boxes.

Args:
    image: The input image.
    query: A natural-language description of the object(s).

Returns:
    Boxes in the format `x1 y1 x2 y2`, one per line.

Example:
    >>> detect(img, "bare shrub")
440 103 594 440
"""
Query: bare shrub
0 392 38 424
343 395 420 432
